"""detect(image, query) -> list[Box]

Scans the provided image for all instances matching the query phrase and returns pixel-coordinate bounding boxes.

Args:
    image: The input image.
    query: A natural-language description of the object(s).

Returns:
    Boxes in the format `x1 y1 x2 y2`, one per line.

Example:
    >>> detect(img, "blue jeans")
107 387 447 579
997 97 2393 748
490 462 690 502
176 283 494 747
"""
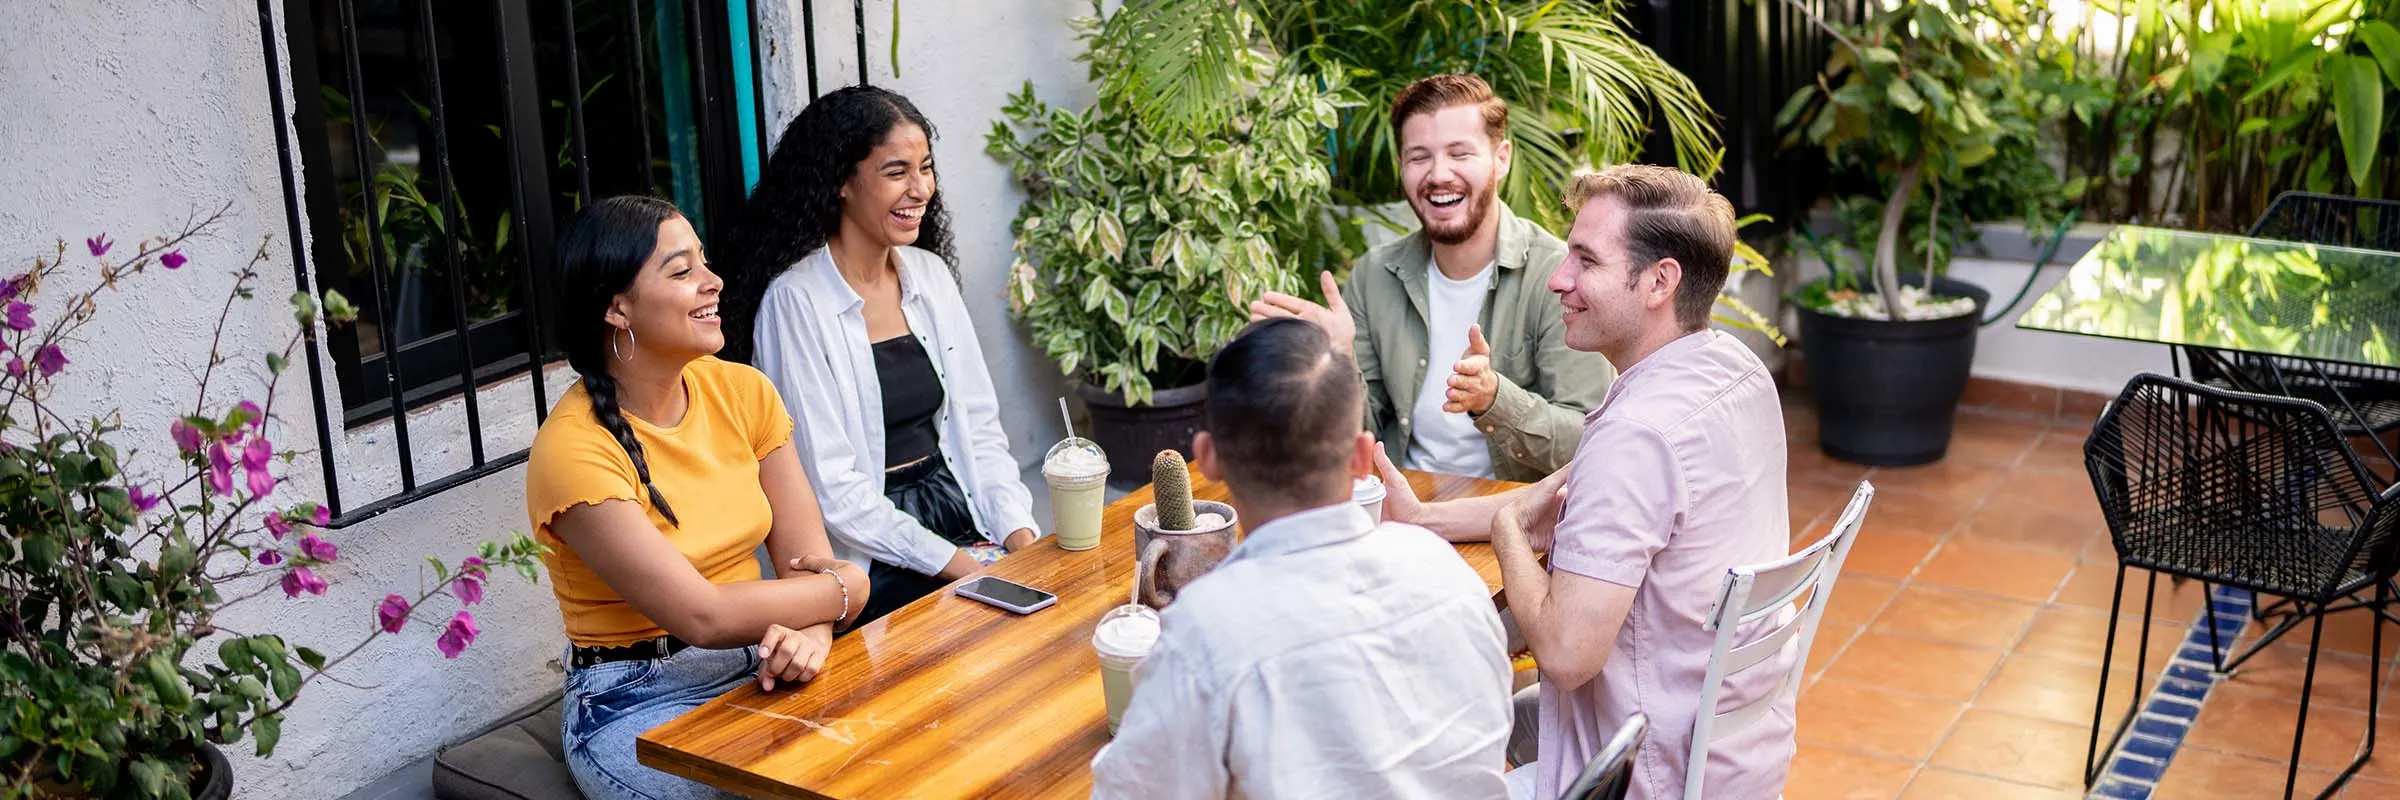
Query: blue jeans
562 645 757 800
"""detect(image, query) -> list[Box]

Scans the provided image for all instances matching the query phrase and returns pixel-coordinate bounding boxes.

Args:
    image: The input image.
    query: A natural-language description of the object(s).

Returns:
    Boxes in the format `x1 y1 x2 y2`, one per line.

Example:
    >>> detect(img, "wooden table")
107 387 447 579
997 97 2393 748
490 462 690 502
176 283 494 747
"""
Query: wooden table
637 466 1520 799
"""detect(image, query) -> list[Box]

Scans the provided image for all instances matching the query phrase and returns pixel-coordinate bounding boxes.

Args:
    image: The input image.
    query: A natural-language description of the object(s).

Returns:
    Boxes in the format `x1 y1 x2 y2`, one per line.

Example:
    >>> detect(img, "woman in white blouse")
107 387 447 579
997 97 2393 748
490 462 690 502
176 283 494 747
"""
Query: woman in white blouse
718 86 1039 625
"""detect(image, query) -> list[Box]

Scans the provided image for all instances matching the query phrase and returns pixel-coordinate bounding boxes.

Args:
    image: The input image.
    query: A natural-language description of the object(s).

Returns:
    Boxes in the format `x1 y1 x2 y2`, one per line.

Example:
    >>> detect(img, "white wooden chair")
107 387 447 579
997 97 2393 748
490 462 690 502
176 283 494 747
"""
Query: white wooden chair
1683 480 1874 799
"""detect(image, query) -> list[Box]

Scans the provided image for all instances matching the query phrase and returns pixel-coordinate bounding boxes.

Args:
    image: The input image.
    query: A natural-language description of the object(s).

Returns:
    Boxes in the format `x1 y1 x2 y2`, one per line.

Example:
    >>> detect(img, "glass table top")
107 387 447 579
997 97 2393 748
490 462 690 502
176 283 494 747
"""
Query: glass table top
2014 225 2400 368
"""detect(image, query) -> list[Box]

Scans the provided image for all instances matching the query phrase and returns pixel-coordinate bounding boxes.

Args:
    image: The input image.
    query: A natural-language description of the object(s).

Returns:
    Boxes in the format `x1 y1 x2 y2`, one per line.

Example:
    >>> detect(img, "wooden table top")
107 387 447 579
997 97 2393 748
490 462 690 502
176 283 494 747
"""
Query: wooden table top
637 466 1520 799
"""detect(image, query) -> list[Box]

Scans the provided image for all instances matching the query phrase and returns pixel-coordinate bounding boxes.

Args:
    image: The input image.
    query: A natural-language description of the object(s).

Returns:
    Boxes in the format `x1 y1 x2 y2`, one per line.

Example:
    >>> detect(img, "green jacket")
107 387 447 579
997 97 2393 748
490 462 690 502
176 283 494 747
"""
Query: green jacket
1341 204 1617 483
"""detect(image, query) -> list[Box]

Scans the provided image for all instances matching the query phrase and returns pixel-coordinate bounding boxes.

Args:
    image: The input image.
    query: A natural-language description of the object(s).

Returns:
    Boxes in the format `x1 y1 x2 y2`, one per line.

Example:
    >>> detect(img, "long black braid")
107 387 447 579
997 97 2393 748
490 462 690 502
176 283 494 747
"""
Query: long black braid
554 195 684 527
716 85 956 366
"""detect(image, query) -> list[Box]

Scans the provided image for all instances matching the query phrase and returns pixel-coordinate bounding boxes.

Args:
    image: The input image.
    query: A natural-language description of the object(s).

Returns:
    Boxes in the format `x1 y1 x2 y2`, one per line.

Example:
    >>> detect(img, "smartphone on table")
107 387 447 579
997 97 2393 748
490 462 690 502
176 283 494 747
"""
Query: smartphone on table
954 576 1058 615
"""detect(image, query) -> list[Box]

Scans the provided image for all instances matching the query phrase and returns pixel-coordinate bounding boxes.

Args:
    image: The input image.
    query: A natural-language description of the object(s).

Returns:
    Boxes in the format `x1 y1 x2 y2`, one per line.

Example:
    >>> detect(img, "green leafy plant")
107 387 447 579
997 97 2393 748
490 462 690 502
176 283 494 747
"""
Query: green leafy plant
986 6 1362 405
1776 0 2070 318
0 209 545 798
2059 0 2400 228
1095 0 1721 233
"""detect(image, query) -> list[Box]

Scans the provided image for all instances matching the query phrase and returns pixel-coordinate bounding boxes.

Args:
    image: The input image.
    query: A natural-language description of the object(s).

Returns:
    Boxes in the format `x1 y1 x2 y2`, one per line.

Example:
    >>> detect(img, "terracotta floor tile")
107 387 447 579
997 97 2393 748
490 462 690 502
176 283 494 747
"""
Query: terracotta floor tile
1955 500 2105 554
1861 490 1982 539
1988 467 2103 519
1872 585 2041 651
1790 476 1865 531
1791 440 1875 484
1823 631 2006 702
1865 460 2011 506
1913 540 2077 603
2218 644 2384 713
1797 680 1968 761
1926 709 2091 790
2341 775 2400 799
1825 576 1903 627
2014 607 2188 669
2233 603 2400 661
2048 564 2213 623
1897 768 2079 800
2185 684 2378 776
2020 428 2094 473
1785 745 1918 800
2157 747 2345 799
1971 652 2140 727
1824 527 1941 581
1942 422 2047 469
1806 623 1860 683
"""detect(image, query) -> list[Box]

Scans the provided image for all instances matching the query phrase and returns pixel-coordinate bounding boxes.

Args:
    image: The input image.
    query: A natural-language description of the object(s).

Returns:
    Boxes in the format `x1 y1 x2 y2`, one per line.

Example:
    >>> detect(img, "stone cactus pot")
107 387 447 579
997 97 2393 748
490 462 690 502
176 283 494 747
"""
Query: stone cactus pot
1133 499 1239 609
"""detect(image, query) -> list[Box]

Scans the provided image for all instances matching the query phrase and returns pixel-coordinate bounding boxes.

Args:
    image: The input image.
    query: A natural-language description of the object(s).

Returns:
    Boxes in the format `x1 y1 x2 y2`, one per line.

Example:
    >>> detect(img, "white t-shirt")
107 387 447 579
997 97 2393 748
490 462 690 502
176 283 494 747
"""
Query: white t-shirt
1406 257 1497 478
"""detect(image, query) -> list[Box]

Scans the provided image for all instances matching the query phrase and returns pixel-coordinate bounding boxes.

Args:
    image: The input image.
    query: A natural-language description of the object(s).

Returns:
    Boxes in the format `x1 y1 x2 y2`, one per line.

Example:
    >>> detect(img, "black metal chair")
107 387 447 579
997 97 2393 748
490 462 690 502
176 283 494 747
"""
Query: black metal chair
2183 192 2400 442
2082 373 2400 800
1562 712 1646 800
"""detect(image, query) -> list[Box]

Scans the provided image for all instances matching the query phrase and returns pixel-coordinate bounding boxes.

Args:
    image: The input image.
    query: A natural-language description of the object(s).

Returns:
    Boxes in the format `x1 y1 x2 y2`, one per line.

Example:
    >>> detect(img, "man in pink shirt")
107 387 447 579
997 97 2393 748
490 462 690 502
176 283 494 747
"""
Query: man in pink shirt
1380 163 1794 800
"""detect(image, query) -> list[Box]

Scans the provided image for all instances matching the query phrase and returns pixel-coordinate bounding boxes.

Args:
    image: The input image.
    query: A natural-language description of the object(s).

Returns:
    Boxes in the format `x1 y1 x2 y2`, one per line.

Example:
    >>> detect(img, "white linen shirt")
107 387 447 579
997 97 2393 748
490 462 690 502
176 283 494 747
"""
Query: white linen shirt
1090 503 1513 800
750 245 1041 576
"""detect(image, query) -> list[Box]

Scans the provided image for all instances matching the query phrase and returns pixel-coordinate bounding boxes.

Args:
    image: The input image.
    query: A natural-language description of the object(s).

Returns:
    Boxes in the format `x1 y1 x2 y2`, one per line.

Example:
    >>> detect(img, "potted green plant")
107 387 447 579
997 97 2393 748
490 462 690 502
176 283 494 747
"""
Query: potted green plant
0 209 545 798
1775 0 2066 465
986 4 1360 488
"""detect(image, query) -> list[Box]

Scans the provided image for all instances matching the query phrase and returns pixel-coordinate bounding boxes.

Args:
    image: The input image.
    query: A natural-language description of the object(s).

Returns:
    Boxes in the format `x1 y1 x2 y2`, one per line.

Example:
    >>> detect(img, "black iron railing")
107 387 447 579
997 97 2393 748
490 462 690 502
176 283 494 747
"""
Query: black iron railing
256 0 845 526
1627 0 1868 228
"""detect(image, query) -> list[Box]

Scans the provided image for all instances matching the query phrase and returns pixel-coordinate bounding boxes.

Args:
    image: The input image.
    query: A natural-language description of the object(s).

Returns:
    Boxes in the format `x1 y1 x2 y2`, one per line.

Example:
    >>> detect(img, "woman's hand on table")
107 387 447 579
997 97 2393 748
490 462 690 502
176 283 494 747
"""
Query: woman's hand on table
757 622 834 690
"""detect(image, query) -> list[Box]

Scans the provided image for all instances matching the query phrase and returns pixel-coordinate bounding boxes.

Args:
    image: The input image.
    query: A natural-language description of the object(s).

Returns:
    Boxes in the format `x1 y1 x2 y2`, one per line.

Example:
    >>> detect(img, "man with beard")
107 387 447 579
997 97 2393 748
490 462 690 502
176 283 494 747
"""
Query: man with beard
1252 74 1614 483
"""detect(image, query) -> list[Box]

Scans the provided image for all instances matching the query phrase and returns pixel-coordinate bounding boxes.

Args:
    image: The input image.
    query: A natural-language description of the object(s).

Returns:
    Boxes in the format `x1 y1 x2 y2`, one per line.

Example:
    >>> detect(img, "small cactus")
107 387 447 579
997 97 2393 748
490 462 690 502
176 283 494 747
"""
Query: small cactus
1153 450 1196 531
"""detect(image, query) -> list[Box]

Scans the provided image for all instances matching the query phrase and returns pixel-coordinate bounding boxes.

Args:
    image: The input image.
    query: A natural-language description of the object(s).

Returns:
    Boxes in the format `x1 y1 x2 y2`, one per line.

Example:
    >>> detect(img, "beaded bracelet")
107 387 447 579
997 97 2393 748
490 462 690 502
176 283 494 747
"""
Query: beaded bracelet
818 567 851 629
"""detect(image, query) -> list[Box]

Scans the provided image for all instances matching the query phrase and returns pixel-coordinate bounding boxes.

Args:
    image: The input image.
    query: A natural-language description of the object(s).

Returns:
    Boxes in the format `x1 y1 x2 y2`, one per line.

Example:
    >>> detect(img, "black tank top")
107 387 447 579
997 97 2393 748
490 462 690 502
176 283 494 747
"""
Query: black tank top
873 334 944 469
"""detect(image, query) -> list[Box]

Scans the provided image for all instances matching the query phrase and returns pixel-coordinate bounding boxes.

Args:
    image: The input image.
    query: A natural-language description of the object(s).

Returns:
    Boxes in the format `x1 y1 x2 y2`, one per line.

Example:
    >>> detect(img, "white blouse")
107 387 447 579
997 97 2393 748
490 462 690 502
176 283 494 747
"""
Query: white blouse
750 245 1040 576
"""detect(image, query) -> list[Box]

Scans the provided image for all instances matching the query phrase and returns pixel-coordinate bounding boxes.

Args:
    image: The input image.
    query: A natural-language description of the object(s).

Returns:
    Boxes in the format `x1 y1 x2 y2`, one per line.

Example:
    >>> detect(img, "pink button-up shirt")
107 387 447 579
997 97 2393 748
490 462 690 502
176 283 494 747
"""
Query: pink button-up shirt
1537 330 1794 800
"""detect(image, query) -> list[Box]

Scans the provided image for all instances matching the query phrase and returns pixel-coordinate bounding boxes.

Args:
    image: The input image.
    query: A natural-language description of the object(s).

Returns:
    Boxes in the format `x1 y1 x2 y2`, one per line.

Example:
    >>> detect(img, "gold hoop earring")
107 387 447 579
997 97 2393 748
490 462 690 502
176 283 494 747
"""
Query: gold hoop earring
614 328 636 362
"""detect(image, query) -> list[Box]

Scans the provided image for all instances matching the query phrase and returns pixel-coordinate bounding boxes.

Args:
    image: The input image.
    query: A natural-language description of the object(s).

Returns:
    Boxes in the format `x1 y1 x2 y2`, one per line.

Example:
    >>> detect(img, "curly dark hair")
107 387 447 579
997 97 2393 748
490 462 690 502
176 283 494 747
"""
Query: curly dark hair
717 85 956 364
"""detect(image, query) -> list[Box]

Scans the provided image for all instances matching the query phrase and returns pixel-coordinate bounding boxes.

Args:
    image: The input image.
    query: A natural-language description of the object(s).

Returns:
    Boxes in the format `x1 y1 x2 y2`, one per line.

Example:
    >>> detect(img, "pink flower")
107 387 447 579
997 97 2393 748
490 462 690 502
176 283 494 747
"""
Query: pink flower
280 566 327 598
30 345 64 378
236 400 263 428
160 250 186 270
436 611 479 659
205 443 234 496
6 358 22 378
170 420 203 453
0 274 26 302
462 555 488 576
243 436 275 497
455 573 484 606
128 484 161 513
299 534 338 563
86 234 112 258
263 511 291 539
376 594 411 634
4 302 32 332
257 549 284 566
311 505 331 526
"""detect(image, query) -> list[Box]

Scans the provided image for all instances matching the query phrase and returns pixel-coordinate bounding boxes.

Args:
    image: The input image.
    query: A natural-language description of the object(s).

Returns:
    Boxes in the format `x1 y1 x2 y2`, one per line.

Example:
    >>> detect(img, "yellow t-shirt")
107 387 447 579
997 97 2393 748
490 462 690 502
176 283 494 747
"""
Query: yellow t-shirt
525 357 795 647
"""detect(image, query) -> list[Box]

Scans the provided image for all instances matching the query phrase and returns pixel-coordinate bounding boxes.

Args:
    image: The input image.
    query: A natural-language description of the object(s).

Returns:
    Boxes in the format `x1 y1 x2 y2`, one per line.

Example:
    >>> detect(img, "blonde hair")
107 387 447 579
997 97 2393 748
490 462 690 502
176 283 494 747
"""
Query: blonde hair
1564 165 1737 330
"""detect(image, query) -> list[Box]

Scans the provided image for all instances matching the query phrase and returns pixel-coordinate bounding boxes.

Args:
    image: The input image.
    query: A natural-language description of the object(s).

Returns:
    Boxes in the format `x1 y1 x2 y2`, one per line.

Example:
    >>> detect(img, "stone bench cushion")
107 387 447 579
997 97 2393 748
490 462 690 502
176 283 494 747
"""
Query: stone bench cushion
431 696 583 800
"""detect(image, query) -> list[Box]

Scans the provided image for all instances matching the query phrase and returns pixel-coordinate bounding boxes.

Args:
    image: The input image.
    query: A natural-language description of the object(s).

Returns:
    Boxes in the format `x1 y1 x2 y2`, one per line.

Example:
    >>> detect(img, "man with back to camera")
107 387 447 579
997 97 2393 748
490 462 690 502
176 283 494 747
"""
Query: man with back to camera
1250 73 1615 483
1090 316 1514 799
1377 164 1796 800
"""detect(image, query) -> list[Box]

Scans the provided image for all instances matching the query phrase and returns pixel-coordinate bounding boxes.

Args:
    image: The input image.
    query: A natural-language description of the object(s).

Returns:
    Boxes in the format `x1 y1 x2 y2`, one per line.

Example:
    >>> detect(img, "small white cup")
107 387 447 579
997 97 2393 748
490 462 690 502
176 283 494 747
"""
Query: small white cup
1352 475 1387 523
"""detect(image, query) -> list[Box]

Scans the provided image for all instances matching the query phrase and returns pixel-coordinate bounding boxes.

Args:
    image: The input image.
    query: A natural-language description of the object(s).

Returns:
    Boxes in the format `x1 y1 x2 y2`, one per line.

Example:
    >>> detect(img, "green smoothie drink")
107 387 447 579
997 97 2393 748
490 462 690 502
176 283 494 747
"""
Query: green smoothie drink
1044 437 1109 551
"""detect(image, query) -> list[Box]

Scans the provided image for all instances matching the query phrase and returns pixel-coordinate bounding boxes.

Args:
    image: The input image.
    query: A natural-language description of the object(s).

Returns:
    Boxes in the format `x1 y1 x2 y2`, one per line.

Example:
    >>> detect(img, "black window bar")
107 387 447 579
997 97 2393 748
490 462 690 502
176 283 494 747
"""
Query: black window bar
257 0 780 528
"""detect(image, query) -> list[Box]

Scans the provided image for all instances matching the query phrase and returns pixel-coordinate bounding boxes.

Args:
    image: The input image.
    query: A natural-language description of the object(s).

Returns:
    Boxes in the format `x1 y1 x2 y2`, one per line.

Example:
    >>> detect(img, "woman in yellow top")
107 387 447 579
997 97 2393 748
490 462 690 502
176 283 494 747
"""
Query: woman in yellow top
525 195 870 800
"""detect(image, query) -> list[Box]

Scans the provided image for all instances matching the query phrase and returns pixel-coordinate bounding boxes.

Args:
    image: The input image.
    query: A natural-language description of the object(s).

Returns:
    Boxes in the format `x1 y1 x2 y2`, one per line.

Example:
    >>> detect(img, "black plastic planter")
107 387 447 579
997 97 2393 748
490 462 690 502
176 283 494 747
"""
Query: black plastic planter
1078 381 1209 491
1797 276 1991 467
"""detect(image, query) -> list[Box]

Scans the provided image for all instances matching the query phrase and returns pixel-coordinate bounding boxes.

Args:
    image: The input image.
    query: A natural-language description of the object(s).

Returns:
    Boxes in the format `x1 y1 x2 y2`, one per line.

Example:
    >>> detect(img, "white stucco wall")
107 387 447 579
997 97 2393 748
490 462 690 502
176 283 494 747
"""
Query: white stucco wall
754 0 1098 473
2 1 572 797
5 0 1100 796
